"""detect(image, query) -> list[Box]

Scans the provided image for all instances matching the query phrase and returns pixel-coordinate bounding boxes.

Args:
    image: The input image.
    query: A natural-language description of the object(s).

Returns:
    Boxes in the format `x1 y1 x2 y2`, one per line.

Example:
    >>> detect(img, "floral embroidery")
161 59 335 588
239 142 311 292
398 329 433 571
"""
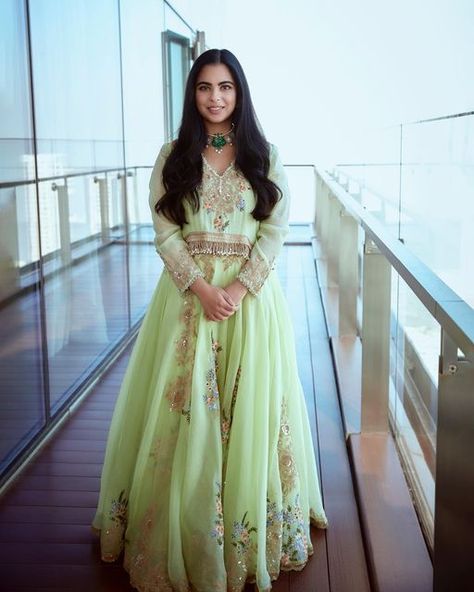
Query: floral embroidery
203 367 220 411
266 498 284 529
148 430 177 480
221 366 241 446
203 335 221 412
231 511 258 555
237 250 273 295
100 489 129 562
165 375 187 412
221 417 231 446
266 497 284 576
278 399 298 495
109 489 128 526
200 159 251 233
210 482 225 546
164 294 198 422
212 339 222 368
281 494 309 568
158 242 204 292
193 253 215 284
213 214 230 231
124 505 180 592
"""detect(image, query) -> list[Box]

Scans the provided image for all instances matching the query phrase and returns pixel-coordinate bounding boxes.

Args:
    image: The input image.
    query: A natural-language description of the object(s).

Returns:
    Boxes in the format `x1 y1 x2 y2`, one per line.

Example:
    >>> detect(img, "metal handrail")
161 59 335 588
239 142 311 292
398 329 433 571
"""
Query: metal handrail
0 164 154 190
319 168 474 356
0 163 316 191
316 159 474 588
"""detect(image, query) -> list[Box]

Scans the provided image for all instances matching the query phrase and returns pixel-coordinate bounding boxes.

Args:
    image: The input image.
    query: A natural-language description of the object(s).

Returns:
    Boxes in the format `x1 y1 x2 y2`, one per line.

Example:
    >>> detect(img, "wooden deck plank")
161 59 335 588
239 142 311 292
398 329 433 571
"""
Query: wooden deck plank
348 433 433 592
331 335 363 436
303 253 371 592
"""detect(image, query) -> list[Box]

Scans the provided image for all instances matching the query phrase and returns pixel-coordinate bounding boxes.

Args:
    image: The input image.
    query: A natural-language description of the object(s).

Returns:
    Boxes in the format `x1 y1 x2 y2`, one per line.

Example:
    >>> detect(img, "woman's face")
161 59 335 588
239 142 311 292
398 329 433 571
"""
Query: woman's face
195 63 237 131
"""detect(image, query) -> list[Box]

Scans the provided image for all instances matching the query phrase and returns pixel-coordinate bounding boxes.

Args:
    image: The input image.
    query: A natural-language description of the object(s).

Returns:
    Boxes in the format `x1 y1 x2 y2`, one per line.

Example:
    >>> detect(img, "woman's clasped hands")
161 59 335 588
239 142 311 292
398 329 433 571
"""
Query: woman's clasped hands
190 277 247 321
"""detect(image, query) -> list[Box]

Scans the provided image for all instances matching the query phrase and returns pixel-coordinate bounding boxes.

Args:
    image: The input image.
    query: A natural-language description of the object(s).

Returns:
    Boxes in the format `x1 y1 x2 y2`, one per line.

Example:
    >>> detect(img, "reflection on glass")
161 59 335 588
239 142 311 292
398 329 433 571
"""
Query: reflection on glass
338 115 474 308
128 167 164 322
0 0 47 473
1 0 189 480
390 272 438 524
0 186 46 474
28 1 130 411
401 116 474 307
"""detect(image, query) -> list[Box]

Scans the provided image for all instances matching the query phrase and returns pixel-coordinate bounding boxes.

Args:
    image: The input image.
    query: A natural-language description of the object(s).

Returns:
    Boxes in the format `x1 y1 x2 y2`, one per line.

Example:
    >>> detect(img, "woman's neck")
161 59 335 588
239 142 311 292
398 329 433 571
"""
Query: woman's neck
205 122 233 135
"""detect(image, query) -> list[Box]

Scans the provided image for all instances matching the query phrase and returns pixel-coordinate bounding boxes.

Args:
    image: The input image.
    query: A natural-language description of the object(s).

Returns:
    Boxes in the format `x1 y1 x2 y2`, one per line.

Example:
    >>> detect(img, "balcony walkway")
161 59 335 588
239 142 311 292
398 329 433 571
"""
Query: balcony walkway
0 235 373 591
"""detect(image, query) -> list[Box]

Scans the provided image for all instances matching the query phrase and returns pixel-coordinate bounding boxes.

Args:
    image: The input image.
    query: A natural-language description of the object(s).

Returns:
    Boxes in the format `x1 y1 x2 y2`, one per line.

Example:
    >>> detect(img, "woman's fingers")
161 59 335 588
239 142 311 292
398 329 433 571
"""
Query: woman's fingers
221 291 236 307
201 287 239 321
205 306 235 321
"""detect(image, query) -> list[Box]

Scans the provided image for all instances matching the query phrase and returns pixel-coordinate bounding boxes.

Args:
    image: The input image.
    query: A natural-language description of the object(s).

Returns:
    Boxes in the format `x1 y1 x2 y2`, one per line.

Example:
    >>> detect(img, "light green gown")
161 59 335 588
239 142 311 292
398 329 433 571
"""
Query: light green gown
91 141 328 592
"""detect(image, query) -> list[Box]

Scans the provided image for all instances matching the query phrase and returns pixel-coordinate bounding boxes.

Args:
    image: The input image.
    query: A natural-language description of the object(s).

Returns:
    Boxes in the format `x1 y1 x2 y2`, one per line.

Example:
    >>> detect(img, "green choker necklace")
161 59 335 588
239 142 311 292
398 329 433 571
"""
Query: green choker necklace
206 123 235 154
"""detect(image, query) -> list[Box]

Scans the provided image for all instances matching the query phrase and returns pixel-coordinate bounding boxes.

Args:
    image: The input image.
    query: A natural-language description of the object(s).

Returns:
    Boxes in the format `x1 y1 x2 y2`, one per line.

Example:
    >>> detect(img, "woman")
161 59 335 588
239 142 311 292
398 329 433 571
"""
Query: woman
92 48 328 592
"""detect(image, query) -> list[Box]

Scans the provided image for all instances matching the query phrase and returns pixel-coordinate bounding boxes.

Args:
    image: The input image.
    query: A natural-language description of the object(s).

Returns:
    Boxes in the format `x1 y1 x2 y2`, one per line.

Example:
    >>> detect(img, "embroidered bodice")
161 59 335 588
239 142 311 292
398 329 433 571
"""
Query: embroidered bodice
148 142 290 295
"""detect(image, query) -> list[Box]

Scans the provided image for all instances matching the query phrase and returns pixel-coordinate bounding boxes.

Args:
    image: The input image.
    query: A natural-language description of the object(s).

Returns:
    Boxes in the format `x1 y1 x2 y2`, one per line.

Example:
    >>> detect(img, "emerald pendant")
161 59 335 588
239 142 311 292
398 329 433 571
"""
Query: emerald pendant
211 134 227 150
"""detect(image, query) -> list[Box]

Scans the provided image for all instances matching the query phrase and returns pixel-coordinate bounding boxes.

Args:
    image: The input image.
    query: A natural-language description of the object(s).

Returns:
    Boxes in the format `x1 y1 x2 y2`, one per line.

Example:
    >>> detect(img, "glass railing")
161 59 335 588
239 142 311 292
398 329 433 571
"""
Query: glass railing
336 111 474 307
0 161 160 484
315 113 473 586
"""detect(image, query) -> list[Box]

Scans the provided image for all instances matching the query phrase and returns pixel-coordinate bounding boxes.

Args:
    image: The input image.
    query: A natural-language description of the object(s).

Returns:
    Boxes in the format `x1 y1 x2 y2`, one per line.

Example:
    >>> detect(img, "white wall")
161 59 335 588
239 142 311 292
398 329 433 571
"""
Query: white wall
177 0 474 168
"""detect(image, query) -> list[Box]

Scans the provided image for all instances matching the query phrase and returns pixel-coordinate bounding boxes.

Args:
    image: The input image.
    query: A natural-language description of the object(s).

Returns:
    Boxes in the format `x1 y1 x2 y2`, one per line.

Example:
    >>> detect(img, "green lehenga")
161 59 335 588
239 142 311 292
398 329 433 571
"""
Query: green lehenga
91 142 328 591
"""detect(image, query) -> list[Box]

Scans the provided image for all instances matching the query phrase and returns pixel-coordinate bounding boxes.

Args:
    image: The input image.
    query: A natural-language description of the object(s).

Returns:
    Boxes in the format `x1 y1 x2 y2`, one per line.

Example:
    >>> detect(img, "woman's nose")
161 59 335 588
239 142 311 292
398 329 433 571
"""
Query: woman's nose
211 88 222 103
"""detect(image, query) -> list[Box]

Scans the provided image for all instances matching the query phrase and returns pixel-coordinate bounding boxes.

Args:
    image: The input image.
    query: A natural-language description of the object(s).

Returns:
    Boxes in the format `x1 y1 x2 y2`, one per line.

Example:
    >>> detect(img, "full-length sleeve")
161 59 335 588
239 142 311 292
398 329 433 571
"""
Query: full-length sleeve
148 143 205 292
237 143 290 295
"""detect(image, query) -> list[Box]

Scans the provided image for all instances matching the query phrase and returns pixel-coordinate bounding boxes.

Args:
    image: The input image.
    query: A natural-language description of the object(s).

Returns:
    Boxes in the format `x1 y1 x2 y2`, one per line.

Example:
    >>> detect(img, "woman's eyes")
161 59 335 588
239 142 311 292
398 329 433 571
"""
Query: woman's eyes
197 84 233 91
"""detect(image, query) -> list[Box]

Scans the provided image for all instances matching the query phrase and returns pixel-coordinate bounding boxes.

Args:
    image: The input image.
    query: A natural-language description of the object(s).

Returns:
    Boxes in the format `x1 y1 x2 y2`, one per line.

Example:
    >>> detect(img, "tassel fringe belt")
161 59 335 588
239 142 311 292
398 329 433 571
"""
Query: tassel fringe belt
185 232 252 259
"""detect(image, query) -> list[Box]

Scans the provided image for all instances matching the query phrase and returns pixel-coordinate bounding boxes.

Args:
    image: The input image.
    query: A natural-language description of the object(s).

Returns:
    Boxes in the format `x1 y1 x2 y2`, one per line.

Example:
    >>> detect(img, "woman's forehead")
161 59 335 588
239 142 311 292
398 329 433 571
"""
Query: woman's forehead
196 63 234 84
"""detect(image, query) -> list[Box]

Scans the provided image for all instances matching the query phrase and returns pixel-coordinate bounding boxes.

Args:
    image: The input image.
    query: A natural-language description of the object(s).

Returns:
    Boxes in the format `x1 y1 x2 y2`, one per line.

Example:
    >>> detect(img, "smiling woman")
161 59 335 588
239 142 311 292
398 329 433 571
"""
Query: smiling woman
91 48 328 592
195 65 237 164
195 64 237 126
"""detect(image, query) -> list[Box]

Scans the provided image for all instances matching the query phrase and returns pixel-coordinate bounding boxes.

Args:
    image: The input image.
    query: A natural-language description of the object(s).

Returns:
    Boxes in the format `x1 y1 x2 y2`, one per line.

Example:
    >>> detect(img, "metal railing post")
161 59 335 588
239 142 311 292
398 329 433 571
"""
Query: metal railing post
327 191 341 287
314 171 323 238
319 181 330 246
361 236 391 431
117 172 128 235
433 329 474 590
338 210 359 336
52 181 71 266
94 176 110 243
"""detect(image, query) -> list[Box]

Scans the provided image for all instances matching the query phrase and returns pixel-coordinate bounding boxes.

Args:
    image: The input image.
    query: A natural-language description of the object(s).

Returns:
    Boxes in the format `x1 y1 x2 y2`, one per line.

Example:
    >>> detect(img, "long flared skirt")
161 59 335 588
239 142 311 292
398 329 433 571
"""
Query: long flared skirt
91 254 328 592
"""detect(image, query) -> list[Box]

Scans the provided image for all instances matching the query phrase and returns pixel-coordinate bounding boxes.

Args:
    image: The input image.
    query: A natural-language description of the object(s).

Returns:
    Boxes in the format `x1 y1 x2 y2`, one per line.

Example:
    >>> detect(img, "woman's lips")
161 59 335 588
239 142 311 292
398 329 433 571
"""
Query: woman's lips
208 107 224 113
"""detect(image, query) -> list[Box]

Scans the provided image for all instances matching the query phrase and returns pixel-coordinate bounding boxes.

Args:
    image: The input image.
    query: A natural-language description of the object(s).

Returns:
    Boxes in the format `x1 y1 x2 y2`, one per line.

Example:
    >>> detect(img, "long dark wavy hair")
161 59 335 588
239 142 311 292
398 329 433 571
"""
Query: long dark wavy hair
155 48 282 226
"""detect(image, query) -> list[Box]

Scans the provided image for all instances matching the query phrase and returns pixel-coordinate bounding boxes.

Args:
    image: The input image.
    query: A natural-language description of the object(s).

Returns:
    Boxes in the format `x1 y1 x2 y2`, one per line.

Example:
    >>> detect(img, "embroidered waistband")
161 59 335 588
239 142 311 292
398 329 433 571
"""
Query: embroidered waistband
185 232 252 259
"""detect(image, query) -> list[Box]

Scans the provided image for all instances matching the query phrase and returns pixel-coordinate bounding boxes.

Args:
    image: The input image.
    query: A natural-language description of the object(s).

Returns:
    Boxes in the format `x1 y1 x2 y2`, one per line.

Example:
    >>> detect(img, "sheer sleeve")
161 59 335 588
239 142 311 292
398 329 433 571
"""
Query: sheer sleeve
148 143 205 292
237 143 290 295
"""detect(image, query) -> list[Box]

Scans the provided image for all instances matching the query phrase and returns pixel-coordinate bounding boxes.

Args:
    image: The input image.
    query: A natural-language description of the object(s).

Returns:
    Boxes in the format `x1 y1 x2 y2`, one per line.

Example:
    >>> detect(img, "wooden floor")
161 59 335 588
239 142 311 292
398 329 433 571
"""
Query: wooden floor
0 242 371 591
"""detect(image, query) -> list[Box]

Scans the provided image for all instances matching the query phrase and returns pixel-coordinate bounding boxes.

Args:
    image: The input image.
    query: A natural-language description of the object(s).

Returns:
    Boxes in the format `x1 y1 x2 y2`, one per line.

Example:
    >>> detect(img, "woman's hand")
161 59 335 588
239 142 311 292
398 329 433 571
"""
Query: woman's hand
190 277 237 321
223 279 248 307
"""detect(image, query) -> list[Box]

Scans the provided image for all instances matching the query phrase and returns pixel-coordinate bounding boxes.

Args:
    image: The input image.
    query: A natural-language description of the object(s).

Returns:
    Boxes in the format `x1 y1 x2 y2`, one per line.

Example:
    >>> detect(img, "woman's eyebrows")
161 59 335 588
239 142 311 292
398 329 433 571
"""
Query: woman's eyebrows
196 80 234 86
